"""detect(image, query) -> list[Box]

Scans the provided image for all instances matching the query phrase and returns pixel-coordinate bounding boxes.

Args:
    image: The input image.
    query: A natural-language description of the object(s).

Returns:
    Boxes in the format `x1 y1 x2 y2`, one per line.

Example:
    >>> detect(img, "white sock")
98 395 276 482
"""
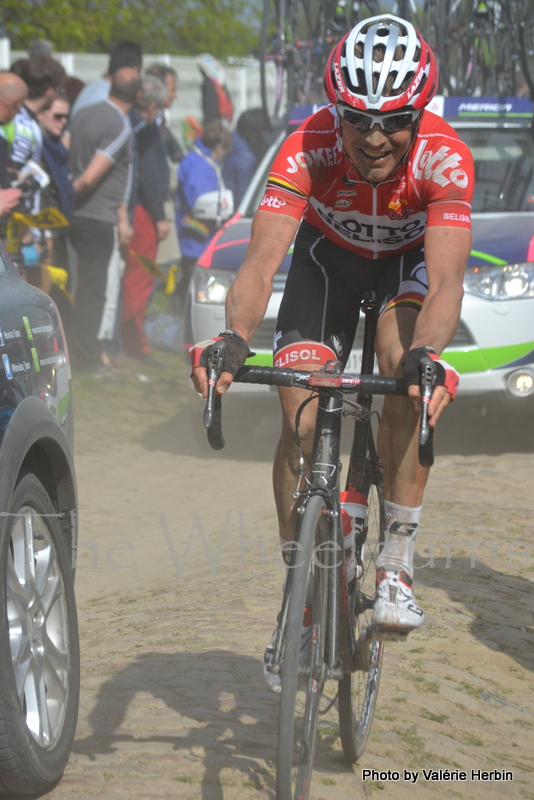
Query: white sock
376 501 422 579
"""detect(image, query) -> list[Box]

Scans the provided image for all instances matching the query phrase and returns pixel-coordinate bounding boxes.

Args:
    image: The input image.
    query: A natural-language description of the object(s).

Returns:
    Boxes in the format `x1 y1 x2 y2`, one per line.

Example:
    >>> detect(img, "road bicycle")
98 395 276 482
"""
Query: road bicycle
421 0 534 98
202 294 435 799
259 0 379 128
259 0 534 120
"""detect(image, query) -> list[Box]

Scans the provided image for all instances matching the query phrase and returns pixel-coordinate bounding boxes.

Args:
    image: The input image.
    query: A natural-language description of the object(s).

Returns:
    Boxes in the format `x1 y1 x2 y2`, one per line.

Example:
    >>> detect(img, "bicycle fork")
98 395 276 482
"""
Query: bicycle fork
269 387 346 684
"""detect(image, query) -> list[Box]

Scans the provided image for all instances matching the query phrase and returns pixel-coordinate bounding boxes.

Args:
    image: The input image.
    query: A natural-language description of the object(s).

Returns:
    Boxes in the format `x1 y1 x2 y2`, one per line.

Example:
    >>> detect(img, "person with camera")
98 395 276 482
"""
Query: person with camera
1 57 66 271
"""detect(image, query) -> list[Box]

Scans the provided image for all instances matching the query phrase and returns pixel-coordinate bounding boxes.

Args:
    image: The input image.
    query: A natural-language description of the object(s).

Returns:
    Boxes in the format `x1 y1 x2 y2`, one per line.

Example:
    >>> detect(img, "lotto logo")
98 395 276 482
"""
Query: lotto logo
260 195 287 209
412 139 469 189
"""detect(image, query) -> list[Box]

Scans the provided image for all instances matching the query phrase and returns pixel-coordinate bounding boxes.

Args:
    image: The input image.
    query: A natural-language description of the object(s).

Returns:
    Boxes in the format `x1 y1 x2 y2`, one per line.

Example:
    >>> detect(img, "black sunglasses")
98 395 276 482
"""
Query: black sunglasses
53 113 69 121
337 104 421 133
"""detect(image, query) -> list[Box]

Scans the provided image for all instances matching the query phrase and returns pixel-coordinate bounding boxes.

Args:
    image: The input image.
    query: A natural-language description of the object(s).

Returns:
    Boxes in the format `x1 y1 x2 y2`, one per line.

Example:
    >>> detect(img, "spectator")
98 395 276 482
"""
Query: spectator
0 71 28 129
0 71 28 213
235 106 271 164
122 75 169 360
145 63 178 109
196 54 233 125
222 110 260 208
63 76 85 107
68 69 141 375
28 40 54 59
65 41 143 365
7 57 65 269
38 92 74 283
175 119 233 304
39 93 74 222
9 57 66 171
145 63 184 162
70 41 142 119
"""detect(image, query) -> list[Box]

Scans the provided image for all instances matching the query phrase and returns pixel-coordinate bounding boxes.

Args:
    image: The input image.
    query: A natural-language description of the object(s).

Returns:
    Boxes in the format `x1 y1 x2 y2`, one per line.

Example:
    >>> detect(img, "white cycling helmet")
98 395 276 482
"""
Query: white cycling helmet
324 14 438 112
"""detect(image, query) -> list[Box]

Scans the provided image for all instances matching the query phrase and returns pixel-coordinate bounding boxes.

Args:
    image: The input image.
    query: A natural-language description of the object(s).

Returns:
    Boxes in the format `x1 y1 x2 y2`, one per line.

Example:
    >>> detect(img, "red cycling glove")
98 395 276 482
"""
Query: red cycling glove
189 329 253 377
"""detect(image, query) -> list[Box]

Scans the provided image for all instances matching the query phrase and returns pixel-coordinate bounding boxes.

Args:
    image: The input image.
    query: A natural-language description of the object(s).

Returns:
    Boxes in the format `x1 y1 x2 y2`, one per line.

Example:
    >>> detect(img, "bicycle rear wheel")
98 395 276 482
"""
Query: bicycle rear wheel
276 494 329 800
338 451 385 762
260 0 289 128
288 0 329 108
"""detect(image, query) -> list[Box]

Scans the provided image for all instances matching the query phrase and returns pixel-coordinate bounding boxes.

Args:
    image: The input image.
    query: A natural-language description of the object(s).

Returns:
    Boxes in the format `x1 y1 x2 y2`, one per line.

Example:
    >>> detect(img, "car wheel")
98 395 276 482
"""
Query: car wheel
0 472 80 798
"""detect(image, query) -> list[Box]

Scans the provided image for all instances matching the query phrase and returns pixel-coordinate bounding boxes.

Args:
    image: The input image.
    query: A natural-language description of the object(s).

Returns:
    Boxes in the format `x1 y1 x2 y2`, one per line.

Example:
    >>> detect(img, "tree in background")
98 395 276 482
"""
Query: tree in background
1 0 260 58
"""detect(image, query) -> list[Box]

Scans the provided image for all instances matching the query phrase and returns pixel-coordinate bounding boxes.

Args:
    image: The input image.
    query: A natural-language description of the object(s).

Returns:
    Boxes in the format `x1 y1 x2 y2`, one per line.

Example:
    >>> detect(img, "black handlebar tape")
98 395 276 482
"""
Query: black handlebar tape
234 365 295 386
206 393 225 451
356 376 407 395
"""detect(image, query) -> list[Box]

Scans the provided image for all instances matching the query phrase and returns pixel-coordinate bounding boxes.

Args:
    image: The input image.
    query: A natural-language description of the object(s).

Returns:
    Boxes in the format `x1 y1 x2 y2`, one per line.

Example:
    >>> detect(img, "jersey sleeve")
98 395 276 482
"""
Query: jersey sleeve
96 117 131 165
258 129 313 219
413 129 475 230
9 124 35 168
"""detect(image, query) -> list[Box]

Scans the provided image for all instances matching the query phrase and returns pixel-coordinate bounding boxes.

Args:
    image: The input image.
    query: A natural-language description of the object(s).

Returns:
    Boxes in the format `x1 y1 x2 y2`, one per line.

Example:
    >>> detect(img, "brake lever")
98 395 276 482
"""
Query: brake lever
203 345 226 450
418 355 436 468
203 345 223 429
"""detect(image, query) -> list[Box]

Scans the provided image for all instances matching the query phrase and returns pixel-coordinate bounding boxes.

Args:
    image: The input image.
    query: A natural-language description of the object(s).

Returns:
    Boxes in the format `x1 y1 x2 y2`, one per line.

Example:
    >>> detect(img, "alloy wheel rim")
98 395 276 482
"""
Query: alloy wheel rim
6 505 70 748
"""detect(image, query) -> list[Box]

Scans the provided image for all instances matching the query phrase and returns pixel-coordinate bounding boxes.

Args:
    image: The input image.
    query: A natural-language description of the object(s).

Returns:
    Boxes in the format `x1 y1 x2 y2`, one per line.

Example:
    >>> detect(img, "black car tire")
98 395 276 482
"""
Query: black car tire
0 472 80 798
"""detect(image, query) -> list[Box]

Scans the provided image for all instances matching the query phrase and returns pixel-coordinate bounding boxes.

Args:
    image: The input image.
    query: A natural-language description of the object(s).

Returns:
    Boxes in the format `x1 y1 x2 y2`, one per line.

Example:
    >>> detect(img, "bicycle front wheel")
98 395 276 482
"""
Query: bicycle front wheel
338 462 385 762
276 494 329 800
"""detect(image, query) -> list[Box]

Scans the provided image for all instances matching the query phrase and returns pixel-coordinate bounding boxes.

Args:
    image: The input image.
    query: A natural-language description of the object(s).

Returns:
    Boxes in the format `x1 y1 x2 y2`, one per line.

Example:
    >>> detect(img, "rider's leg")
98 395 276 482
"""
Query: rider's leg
273 379 320 541
375 305 429 506
372 306 428 630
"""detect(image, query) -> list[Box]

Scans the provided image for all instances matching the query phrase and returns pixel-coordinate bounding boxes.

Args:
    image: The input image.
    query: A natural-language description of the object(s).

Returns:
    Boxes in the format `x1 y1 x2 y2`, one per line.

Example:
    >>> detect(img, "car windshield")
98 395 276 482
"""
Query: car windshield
457 127 534 213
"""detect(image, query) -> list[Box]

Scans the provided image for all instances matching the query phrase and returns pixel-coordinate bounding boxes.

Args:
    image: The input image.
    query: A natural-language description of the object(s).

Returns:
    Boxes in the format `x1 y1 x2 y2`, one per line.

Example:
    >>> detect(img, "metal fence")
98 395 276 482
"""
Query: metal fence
1 41 269 143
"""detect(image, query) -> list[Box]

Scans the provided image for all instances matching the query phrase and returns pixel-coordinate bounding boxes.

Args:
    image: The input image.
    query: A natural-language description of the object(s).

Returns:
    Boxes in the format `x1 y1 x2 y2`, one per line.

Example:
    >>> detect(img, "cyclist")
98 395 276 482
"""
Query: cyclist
191 15 473 689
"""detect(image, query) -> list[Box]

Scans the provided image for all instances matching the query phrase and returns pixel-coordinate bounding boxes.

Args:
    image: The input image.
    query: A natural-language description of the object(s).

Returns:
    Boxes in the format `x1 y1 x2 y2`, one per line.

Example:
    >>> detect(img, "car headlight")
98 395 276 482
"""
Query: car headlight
194 267 237 304
464 263 534 300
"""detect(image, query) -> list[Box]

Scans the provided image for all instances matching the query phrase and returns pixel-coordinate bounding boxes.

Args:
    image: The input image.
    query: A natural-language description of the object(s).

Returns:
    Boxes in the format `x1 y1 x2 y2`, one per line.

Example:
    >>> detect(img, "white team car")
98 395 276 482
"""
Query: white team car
184 97 534 402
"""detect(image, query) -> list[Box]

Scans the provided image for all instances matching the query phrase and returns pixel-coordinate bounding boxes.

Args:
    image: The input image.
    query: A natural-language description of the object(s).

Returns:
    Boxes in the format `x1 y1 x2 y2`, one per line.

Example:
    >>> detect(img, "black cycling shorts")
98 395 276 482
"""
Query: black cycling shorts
274 220 428 368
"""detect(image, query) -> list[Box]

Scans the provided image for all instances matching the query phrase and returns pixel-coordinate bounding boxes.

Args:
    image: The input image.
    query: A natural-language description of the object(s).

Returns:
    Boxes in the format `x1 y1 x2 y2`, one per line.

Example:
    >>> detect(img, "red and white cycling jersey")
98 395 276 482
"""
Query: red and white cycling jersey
260 105 474 259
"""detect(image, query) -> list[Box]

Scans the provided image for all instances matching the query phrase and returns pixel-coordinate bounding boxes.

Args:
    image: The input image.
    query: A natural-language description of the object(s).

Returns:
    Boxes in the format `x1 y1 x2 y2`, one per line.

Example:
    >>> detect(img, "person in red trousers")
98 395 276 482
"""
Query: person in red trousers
122 75 170 360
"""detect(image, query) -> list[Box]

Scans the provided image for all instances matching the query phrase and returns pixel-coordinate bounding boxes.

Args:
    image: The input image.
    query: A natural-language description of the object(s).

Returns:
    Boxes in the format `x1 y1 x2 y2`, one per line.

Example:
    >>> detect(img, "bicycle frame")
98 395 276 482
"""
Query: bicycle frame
202 301 436 790
268 296 383 684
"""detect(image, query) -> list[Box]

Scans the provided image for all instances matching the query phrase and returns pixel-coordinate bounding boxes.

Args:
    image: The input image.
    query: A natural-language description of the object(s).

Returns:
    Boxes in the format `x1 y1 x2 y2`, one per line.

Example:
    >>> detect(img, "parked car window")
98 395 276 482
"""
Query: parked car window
459 128 534 213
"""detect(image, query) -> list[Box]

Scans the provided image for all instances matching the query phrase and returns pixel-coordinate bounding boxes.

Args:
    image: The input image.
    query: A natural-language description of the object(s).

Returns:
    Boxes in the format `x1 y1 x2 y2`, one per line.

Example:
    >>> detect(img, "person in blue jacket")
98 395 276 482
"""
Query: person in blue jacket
175 119 233 305
223 108 270 208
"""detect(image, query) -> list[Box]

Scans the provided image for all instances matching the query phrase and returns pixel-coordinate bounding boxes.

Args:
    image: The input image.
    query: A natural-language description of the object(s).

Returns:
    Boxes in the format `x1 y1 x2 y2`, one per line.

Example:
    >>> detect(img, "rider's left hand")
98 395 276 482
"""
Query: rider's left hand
404 345 459 427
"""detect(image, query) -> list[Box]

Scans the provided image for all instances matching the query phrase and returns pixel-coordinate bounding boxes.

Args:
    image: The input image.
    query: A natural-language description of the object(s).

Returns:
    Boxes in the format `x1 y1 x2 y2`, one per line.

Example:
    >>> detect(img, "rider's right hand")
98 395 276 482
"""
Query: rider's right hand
190 329 253 398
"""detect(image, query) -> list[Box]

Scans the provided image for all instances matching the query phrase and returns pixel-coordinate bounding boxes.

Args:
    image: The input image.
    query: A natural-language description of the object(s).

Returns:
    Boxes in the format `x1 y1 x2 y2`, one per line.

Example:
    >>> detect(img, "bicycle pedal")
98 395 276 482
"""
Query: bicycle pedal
366 624 410 643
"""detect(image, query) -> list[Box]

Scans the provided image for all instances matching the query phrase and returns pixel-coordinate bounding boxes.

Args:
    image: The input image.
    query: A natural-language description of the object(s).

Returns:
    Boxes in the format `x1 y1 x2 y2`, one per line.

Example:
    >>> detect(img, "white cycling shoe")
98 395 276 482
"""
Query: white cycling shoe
263 607 312 694
371 568 424 631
